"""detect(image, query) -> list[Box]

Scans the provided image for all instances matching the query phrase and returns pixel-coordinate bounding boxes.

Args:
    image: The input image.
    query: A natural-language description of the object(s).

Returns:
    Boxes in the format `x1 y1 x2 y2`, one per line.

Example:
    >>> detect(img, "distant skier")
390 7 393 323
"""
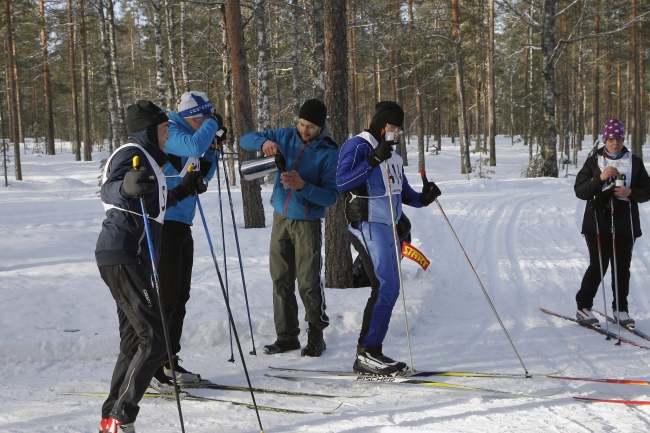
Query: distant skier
574 118 650 328
336 101 441 375
96 100 207 433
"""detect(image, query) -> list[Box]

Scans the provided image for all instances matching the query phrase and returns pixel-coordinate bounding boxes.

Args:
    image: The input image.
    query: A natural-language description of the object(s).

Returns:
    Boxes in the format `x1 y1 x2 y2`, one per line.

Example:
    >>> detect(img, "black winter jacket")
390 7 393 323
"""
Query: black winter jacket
574 146 650 236
95 129 184 268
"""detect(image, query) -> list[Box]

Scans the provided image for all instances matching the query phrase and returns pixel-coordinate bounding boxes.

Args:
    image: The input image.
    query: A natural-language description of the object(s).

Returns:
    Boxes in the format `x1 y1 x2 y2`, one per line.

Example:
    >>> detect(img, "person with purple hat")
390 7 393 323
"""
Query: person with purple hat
574 118 650 329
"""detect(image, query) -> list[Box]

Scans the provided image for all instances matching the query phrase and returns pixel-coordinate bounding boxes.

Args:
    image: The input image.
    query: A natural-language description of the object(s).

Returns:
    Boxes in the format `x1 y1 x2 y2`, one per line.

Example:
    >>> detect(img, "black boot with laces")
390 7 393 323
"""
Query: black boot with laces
301 327 326 357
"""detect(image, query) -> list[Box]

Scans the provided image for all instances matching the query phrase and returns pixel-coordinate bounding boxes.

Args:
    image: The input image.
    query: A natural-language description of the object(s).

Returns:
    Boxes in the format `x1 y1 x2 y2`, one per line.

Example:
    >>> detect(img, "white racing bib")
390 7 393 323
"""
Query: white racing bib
598 152 632 202
101 143 168 223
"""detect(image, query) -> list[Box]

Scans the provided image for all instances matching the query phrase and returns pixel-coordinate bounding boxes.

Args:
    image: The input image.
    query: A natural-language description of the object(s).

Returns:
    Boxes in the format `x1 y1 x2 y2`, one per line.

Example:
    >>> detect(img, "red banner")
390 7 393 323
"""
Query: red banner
401 242 430 271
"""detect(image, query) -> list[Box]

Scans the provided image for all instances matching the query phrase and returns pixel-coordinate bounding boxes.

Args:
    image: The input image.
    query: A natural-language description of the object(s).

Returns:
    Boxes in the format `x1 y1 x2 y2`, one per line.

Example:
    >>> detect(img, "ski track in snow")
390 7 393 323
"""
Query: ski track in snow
1 137 650 432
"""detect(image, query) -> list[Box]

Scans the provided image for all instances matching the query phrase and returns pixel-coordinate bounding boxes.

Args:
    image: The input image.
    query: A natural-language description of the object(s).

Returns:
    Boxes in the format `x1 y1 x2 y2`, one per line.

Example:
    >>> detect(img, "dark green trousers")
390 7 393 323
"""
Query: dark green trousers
270 212 329 340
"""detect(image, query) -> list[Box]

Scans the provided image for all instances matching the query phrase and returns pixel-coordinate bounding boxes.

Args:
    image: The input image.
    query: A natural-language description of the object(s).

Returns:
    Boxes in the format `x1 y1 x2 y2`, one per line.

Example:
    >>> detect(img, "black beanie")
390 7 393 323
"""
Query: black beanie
372 101 404 129
126 100 169 135
298 99 327 128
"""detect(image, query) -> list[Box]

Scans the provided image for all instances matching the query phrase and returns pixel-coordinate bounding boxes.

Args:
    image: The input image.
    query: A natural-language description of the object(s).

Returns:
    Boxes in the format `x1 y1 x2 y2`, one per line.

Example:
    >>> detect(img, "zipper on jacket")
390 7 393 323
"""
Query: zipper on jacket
283 143 307 217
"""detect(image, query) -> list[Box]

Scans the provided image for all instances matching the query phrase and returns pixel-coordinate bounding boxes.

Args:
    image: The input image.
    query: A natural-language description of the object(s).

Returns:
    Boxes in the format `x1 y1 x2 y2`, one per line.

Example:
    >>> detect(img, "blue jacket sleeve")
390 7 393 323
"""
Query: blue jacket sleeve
336 139 376 193
199 149 218 182
295 150 339 208
240 128 292 153
402 172 425 208
166 117 218 157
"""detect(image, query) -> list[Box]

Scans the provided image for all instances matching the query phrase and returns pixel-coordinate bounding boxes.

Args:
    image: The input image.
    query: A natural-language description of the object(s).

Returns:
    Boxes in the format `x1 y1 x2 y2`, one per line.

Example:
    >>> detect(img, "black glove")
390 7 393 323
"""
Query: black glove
172 171 207 201
215 125 228 144
594 182 616 207
366 141 394 168
210 112 224 127
420 172 441 206
121 166 157 199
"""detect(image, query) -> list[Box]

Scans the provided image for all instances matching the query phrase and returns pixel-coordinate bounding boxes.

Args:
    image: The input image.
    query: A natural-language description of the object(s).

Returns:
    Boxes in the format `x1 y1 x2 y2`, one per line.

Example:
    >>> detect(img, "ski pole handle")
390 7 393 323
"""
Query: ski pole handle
133 156 139 168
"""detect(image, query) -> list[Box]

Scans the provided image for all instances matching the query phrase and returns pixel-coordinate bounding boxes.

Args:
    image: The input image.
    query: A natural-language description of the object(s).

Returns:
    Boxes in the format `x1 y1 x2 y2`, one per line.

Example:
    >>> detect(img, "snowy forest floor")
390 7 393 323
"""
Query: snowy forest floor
1 135 650 432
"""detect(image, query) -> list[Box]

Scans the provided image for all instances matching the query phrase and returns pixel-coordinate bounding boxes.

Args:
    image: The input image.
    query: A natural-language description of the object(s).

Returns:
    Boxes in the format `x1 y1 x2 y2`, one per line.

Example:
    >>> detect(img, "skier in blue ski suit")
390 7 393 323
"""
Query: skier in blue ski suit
336 101 441 375
153 91 227 387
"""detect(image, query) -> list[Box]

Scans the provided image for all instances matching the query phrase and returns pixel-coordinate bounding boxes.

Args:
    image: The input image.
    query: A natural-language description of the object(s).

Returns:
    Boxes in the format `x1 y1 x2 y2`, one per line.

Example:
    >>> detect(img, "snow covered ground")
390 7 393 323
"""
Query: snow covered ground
2 136 650 433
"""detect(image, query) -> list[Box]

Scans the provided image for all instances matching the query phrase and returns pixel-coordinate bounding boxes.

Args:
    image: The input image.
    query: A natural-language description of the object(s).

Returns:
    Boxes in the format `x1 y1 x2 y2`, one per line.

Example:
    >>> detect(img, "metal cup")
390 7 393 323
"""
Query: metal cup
239 151 286 181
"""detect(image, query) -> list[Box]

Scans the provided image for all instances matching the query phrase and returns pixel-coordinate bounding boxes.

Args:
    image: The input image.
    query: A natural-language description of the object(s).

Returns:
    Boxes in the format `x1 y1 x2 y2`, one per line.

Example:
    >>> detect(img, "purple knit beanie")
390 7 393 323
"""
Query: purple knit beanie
602 118 625 141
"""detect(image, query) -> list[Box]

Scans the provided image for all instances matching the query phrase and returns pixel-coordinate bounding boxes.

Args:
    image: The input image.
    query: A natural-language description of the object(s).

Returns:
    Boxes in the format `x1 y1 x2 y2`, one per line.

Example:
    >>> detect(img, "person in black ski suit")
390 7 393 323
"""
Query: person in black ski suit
96 100 207 433
574 118 650 329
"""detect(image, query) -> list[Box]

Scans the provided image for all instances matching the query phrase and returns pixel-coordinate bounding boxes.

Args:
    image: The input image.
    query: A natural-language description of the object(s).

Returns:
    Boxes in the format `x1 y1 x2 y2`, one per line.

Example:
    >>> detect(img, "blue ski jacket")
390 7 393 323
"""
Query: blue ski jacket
162 111 219 225
336 131 424 225
240 124 339 221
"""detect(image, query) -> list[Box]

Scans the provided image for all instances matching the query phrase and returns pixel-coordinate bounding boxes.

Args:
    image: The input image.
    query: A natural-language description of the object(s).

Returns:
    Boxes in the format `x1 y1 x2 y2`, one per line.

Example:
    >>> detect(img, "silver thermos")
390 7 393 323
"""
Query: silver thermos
239 151 287 180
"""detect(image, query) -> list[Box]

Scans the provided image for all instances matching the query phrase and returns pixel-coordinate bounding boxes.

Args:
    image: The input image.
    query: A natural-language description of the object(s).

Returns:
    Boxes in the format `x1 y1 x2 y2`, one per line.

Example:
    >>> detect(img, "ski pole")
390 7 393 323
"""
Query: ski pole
214 150 235 363
593 206 611 337
219 150 257 355
132 156 186 433
610 197 622 345
434 197 530 376
195 189 265 433
384 158 415 373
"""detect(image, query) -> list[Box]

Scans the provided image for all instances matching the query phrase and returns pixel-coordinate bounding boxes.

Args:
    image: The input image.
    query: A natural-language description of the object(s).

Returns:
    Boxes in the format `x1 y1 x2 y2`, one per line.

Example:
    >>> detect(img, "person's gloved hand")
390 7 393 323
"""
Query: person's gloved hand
419 171 441 206
215 125 228 144
172 171 207 201
121 166 157 198
210 112 224 127
594 182 616 206
366 141 394 168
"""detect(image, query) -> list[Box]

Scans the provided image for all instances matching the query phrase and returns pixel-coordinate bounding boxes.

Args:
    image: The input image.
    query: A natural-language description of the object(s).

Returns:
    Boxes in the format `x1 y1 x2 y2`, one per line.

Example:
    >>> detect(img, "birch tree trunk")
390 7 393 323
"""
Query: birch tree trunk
631 0 642 156
98 0 118 149
67 0 81 161
254 0 271 131
540 0 558 177
220 4 236 186
78 0 92 161
106 0 126 142
290 0 300 124
39 0 55 155
451 0 471 175
151 0 167 109
487 0 496 165
10 32 24 147
5 0 21 179
225 0 265 228
180 0 189 92
164 0 178 109
324 0 352 289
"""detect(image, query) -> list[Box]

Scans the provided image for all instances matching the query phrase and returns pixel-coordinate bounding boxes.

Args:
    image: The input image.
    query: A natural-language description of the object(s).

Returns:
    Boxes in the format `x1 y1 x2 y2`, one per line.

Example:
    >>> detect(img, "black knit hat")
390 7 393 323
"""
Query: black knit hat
126 100 169 135
298 99 327 128
372 101 404 129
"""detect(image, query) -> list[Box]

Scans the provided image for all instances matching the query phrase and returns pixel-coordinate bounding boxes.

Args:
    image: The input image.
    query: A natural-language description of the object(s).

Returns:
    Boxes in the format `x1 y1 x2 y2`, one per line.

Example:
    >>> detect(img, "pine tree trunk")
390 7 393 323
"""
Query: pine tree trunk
5 0 21 180
592 0 599 145
78 0 92 161
451 0 470 175
407 0 424 172
487 0 496 165
310 0 325 100
67 0 81 161
225 0 265 228
39 0 55 155
540 0 558 177
347 1 359 135
290 0 300 124
631 0 642 157
323 0 352 289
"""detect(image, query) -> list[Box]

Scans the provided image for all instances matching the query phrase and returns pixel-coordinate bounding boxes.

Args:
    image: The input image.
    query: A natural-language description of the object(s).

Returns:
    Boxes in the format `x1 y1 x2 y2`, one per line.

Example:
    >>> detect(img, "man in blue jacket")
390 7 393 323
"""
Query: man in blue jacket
337 101 441 375
240 99 338 357
152 91 226 388
97 100 206 433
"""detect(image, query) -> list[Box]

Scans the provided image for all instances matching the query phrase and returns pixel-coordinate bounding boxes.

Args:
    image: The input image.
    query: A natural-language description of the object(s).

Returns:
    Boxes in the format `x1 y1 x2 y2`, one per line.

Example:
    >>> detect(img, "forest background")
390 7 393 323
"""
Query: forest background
2 0 649 287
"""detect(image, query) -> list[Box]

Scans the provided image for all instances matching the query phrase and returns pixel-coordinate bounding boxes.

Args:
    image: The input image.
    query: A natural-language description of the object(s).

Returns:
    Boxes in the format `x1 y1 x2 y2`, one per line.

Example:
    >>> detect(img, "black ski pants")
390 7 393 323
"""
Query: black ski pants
158 220 194 356
576 232 634 313
99 264 167 423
